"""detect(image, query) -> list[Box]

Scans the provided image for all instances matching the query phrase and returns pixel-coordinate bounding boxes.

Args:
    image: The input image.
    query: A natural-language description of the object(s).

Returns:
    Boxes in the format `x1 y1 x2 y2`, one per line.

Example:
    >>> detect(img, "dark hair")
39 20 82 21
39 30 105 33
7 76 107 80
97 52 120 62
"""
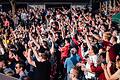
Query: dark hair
85 54 89 58
114 43 120 55
41 50 51 60
92 46 98 54
65 38 70 43
0 55 8 66
112 36 117 42
16 62 26 71
100 52 106 59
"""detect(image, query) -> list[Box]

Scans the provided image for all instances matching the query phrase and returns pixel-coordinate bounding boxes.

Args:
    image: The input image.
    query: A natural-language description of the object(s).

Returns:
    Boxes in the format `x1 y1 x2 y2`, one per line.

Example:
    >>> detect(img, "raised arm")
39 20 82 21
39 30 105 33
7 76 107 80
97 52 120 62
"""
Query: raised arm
59 21 65 39
31 47 41 62
71 25 76 38
29 33 40 49
106 46 111 63
89 31 101 41
85 35 92 49
36 28 44 45
102 65 111 80
27 49 36 67
102 63 120 80
50 35 55 55
107 70 120 80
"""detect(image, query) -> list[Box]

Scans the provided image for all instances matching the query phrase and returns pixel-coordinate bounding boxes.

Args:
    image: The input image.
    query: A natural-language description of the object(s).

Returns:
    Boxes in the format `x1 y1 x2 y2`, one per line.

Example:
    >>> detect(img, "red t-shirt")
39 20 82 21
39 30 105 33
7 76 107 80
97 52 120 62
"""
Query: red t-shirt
102 40 117 62
90 63 106 80
108 45 118 62
61 43 70 59
102 40 112 50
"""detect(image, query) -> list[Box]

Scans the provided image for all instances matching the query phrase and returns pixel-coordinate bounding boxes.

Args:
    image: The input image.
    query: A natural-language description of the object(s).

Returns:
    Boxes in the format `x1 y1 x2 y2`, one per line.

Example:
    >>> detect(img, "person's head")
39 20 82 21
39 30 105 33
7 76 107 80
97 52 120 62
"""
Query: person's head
88 46 97 55
70 48 77 55
65 38 70 44
116 56 120 69
97 52 106 65
77 33 83 42
15 62 25 74
8 50 15 60
88 36 94 43
112 30 117 37
110 36 117 44
69 66 79 79
102 32 111 41
38 50 50 61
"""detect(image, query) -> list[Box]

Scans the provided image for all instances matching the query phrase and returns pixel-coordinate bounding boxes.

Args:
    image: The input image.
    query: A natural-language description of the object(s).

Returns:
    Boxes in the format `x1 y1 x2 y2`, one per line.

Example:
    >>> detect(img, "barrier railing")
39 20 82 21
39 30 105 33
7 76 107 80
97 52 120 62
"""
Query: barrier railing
0 73 18 80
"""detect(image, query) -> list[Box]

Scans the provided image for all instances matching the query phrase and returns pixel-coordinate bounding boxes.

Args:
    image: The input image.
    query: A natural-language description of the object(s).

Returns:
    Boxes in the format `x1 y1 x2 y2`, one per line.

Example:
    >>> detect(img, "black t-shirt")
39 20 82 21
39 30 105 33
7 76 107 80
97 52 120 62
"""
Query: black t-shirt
33 60 51 80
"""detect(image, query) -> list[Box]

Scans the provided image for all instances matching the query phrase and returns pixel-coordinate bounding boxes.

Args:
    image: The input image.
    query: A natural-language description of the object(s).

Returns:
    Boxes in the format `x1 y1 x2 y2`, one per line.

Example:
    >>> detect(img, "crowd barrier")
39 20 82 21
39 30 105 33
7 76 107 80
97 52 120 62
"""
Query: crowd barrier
0 73 18 80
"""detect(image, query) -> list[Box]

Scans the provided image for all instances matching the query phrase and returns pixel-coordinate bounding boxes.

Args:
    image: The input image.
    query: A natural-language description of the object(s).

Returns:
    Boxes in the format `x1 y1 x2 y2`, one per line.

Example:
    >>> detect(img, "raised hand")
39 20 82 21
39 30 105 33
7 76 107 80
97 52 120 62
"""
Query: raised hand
101 63 107 70
28 40 33 48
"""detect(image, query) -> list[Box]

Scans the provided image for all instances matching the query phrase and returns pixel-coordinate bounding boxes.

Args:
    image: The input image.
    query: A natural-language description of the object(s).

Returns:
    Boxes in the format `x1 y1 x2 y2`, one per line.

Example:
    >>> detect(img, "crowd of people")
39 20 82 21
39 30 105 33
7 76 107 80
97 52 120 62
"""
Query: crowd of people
0 5 120 80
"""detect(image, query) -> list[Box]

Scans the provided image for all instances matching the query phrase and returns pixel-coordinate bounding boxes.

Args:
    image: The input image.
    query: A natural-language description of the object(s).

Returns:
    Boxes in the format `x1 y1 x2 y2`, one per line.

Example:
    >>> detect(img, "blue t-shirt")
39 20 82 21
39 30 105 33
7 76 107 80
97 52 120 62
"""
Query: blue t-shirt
64 54 81 73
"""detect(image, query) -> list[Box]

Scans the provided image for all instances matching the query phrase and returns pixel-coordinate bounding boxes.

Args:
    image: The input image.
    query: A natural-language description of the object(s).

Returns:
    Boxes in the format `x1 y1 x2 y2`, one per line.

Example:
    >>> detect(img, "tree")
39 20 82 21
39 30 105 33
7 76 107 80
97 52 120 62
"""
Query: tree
9 0 15 18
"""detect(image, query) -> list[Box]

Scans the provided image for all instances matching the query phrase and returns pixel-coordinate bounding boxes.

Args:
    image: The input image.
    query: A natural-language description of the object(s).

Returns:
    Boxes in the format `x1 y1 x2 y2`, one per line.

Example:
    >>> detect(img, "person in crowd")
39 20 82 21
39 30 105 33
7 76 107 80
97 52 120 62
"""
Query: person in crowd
0 55 15 76
69 66 79 80
64 47 81 80
59 38 70 60
90 52 107 80
14 62 28 80
102 56 120 80
27 47 51 80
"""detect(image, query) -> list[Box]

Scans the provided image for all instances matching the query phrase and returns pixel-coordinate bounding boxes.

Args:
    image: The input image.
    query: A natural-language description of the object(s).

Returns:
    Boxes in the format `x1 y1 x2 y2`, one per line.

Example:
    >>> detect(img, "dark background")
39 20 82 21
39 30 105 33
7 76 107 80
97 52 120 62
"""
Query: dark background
1 0 90 3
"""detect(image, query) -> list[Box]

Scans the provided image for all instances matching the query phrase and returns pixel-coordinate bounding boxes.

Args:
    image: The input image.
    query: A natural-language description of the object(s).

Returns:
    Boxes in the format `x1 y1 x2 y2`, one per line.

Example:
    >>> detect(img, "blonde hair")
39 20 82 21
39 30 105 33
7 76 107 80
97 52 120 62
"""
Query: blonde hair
103 32 112 41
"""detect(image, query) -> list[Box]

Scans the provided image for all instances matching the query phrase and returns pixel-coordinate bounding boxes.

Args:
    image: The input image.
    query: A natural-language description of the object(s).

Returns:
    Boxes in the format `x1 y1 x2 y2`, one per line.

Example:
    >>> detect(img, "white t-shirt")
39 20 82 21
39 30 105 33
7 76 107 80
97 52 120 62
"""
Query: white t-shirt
85 55 97 79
